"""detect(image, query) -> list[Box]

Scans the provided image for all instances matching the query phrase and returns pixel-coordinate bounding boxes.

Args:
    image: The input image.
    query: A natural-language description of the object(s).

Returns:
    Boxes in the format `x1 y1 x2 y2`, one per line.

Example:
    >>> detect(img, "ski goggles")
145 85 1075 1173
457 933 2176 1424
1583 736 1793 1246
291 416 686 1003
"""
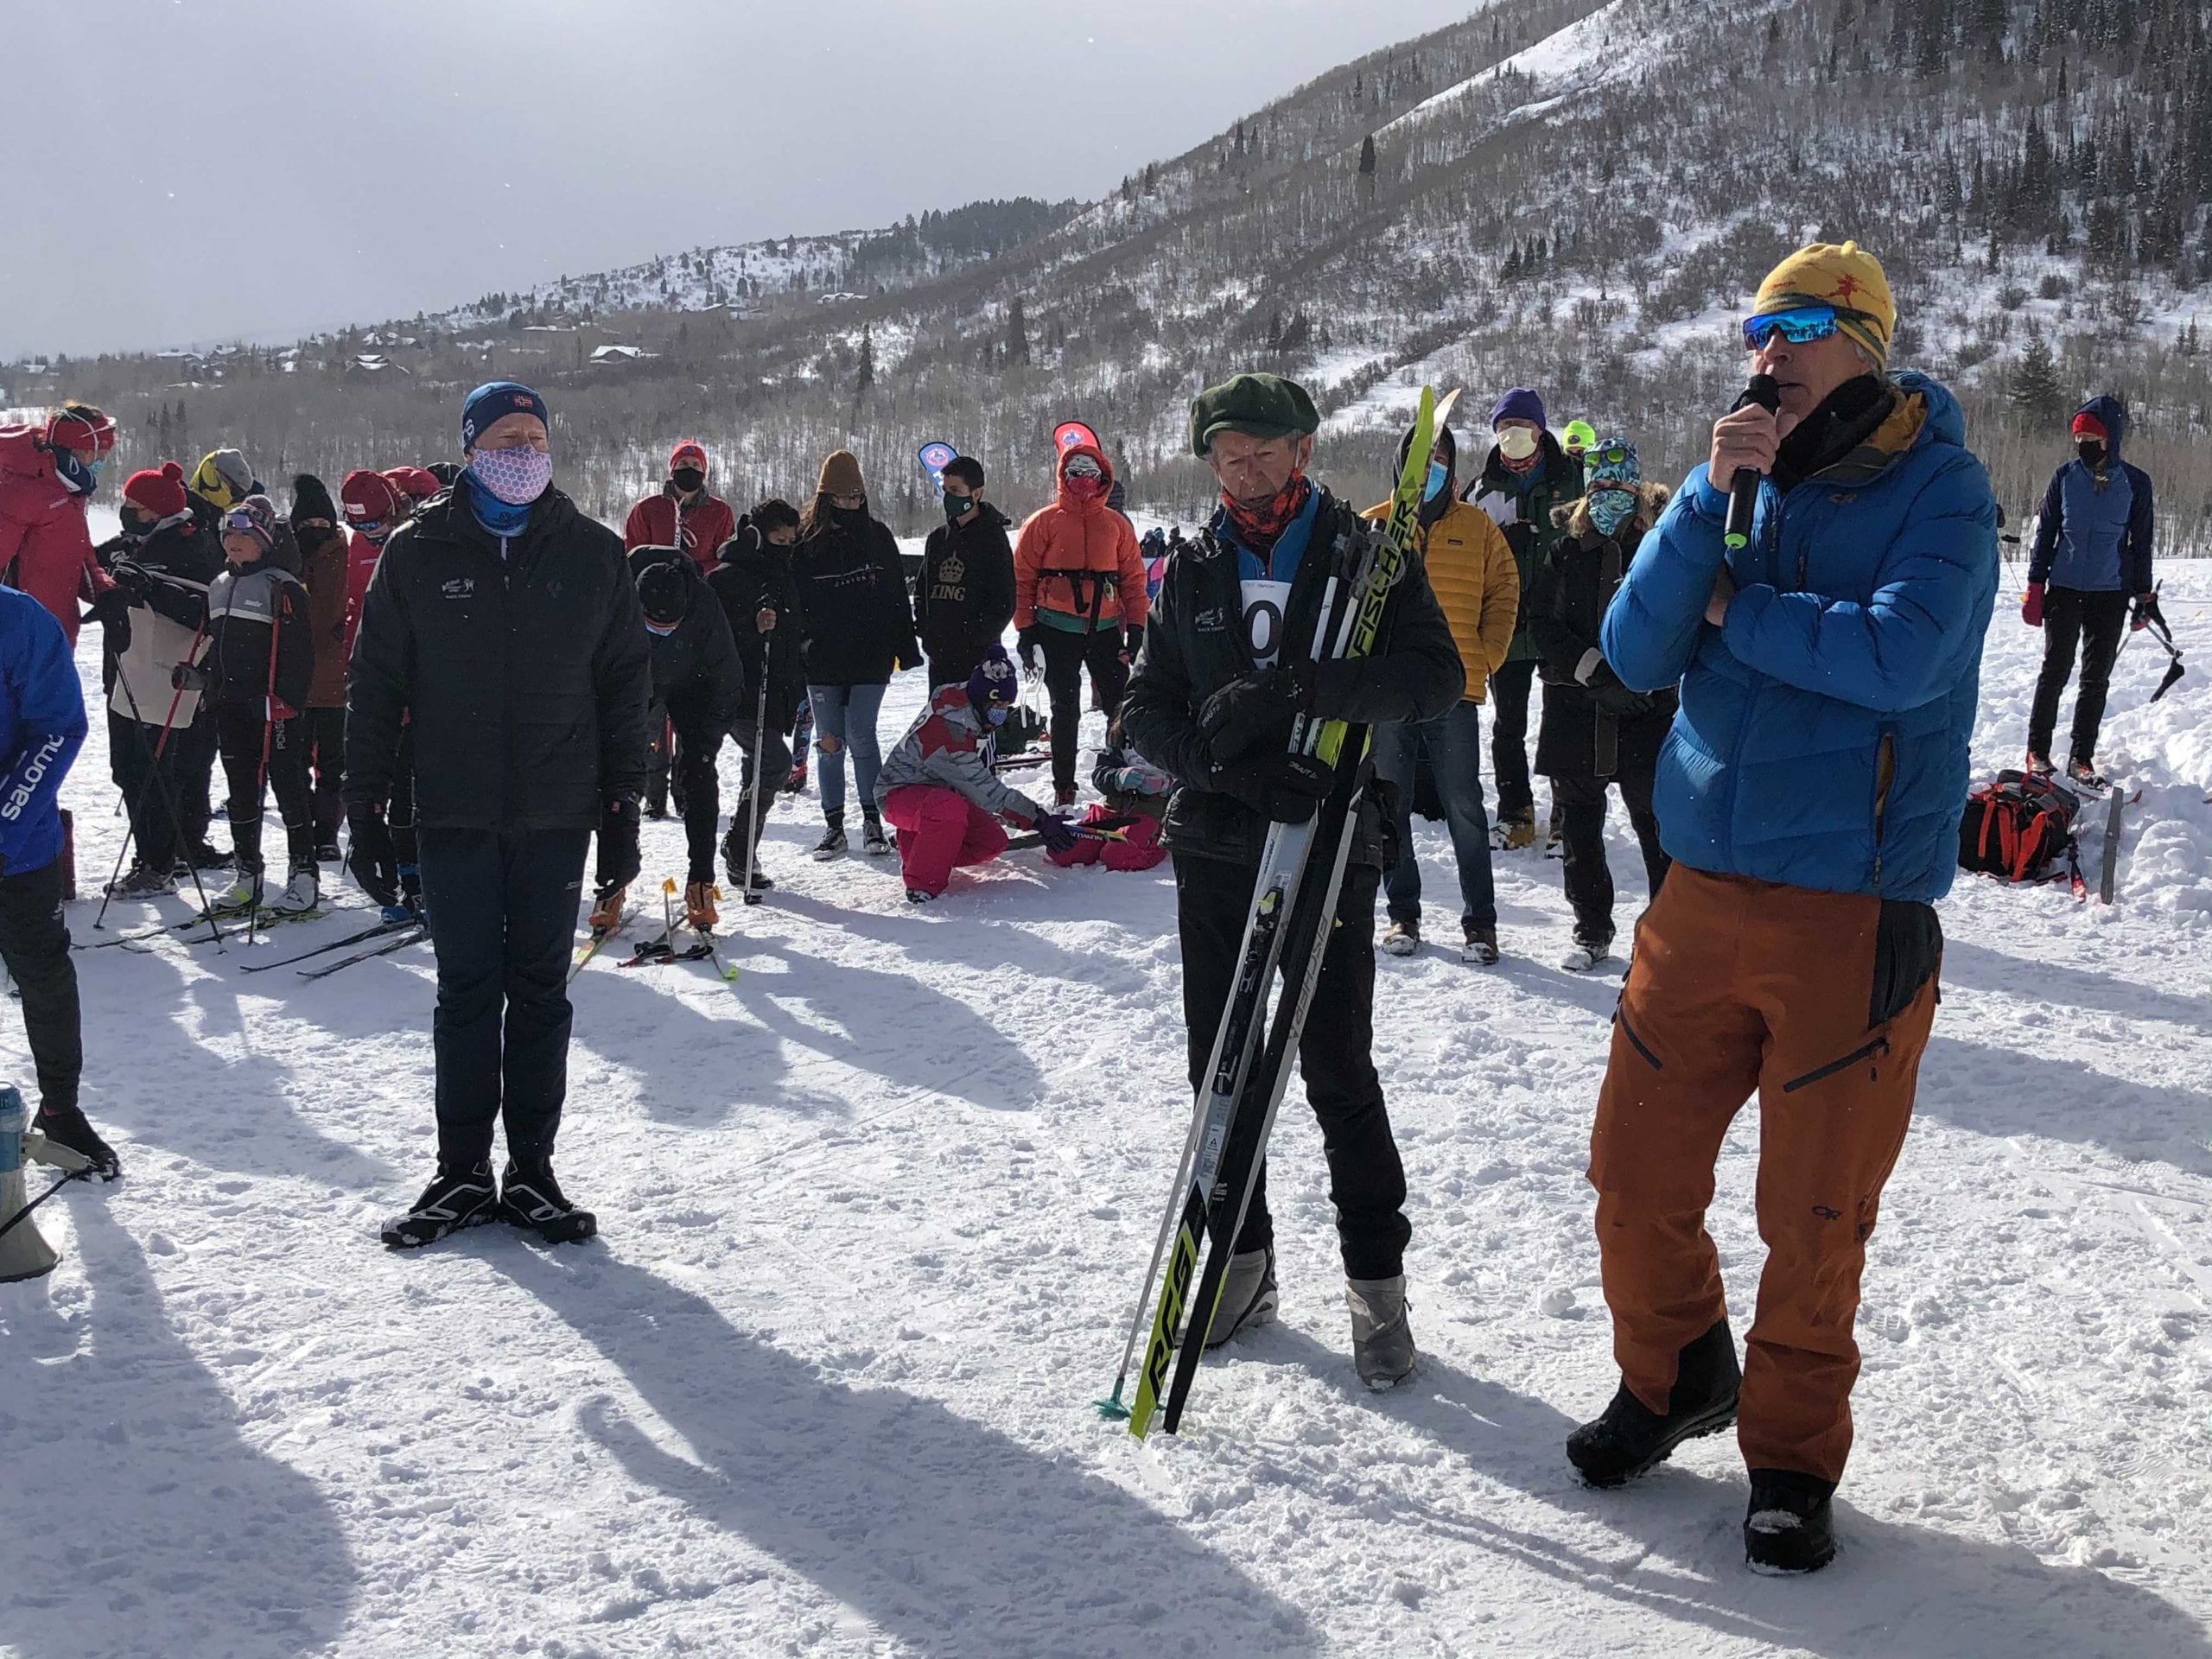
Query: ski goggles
1741 304 1860 351
1587 440 1633 468
1063 454 1104 479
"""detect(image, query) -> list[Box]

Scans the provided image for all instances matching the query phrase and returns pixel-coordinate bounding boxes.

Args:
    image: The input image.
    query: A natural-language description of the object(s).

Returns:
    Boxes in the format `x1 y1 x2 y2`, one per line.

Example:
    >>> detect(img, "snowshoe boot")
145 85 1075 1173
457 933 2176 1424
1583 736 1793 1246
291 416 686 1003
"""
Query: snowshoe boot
1745 1469 1838 1574
1492 813 1536 852
684 880 719 931
1561 934 1613 973
1567 1318 1740 1486
588 884 627 934
315 840 343 865
811 811 847 861
381 1162 499 1249
33 1102 119 1181
2066 755 2109 792
1461 924 1501 966
2024 749 2056 777
906 888 938 906
1347 1274 1417 1389
500 1157 597 1244
861 813 891 857
1203 1247 1279 1348
271 864 319 915
1381 918 1421 957
107 864 175 899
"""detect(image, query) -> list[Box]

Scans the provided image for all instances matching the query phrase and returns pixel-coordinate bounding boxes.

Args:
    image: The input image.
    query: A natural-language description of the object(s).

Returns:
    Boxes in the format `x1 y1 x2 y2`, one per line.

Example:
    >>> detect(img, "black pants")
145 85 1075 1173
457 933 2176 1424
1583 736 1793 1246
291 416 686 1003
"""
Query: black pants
2028 587 2130 765
645 705 685 816
1174 857 1409 1281
723 709 794 875
215 703 315 877
175 709 219 851
1489 657 1538 824
671 714 726 884
1040 626 1129 793
1552 767 1670 948
304 705 346 844
416 828 591 1169
0 861 80 1115
928 648 987 690
107 712 186 876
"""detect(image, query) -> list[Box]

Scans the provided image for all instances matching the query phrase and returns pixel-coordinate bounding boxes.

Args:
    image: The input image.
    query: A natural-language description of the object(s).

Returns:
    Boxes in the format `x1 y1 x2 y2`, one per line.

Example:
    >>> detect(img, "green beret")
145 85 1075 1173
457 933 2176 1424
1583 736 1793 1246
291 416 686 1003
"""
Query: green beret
1189 372 1321 457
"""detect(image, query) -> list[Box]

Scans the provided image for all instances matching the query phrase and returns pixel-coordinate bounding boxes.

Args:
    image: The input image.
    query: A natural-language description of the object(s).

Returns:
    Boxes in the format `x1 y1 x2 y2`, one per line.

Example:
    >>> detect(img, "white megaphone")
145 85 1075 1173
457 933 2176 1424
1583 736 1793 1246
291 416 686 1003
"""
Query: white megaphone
0 1084 89 1283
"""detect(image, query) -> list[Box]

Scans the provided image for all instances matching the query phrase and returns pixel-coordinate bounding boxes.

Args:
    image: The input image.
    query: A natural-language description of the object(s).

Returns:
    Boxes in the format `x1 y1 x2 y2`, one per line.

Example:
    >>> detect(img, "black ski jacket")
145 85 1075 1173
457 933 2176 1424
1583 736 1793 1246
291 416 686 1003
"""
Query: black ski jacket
787 512 918 688
632 547 745 738
1121 489 1463 868
709 525 810 734
917 505 1015 675
346 486 651 832
206 560 314 714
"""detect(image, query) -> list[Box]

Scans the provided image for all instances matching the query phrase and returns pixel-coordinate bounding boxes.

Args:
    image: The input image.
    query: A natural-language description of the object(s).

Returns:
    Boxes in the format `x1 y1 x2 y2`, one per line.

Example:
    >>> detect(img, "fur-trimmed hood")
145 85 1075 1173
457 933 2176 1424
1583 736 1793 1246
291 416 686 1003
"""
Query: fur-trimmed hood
1552 480 1672 543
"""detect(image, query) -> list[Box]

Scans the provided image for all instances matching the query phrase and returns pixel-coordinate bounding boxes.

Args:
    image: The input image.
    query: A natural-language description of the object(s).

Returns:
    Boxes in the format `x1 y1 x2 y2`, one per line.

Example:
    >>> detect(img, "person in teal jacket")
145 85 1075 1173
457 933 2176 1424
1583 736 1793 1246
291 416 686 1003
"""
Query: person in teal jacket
1568 243 1997 1578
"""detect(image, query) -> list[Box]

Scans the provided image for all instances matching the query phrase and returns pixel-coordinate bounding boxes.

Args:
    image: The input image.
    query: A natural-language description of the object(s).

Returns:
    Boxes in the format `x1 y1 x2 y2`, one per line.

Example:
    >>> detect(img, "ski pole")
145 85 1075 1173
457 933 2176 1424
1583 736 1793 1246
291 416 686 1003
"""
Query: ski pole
99 660 226 946
92 613 200 928
741 656 772 905
249 605 283 949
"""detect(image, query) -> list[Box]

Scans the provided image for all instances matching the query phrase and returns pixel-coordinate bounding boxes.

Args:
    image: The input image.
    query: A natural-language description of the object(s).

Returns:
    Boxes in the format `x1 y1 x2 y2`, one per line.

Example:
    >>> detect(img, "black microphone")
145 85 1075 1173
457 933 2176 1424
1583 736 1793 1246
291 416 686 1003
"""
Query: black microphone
1724 373 1782 551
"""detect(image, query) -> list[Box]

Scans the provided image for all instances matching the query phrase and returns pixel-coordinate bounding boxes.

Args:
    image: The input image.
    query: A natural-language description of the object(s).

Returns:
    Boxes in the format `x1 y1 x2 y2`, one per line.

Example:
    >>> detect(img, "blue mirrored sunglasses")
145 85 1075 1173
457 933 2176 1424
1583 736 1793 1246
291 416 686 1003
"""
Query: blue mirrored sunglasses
1742 305 1843 351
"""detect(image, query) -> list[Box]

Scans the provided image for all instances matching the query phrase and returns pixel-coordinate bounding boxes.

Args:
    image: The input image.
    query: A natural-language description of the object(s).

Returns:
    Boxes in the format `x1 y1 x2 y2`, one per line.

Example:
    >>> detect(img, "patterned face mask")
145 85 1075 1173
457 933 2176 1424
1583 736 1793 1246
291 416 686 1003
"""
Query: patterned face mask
1588 488 1637 538
468 445 552 505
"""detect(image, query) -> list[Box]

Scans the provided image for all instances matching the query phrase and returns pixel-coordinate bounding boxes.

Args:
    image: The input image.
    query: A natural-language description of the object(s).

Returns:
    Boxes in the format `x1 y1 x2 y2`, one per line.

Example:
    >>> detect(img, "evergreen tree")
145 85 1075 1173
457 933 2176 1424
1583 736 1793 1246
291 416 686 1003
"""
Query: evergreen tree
1007 295 1030 368
2010 330 2068 423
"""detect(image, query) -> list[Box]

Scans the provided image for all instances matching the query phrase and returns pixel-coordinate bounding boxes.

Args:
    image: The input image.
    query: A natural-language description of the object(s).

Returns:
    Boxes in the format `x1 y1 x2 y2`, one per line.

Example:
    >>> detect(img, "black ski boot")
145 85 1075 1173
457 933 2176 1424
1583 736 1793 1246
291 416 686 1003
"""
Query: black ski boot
1745 1469 1837 1574
382 1162 499 1249
1567 1317 1740 1486
501 1157 597 1243
33 1103 120 1181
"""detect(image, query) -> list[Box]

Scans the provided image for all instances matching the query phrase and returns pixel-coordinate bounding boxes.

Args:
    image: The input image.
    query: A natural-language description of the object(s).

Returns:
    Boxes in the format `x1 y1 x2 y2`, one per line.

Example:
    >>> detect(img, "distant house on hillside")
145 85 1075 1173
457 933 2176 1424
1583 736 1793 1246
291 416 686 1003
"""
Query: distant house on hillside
589 344 652 365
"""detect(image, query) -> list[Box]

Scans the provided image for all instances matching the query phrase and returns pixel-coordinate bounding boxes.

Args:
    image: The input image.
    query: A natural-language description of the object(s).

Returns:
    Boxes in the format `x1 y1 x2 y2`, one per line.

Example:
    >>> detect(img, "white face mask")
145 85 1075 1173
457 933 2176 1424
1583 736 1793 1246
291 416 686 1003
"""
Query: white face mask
1495 426 1541 462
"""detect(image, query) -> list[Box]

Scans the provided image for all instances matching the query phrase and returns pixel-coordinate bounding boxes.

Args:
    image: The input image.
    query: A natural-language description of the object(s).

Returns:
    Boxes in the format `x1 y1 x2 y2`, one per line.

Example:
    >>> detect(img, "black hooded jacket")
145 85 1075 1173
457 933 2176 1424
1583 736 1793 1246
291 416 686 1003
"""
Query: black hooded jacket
916 505 1015 671
630 547 744 736
709 524 810 734
1120 488 1464 868
345 485 651 832
787 509 919 688
1525 485 1678 779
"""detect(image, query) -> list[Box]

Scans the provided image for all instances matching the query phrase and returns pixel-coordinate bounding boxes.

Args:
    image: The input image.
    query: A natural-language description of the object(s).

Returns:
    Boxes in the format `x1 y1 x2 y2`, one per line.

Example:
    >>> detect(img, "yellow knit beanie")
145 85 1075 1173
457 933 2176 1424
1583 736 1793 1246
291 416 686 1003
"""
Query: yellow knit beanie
1752 241 1895 367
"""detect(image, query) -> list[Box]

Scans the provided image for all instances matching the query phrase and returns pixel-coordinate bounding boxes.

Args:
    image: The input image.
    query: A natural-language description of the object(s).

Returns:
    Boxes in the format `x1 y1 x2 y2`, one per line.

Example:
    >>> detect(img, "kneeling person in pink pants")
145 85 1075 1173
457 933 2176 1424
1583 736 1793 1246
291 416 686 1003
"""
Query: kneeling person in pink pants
877 645 1077 902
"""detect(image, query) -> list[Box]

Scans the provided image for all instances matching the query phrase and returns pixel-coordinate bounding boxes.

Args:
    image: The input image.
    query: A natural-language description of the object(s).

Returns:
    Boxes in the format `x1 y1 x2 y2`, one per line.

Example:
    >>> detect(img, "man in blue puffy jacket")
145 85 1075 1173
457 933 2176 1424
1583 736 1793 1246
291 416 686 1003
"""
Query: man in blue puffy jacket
2022 396 2155 790
0 587 114 1178
1564 243 1998 1575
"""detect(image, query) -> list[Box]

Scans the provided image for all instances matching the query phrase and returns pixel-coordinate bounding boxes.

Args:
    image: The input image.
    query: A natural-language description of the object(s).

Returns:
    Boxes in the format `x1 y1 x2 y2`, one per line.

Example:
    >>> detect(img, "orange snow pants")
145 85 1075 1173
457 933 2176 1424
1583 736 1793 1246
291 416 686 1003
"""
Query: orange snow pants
1588 865 1940 1484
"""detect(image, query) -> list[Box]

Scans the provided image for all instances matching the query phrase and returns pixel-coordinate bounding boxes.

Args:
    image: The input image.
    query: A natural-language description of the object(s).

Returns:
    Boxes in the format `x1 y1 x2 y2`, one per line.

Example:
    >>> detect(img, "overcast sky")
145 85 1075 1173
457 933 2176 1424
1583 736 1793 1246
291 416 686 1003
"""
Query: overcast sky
3 0 1477 359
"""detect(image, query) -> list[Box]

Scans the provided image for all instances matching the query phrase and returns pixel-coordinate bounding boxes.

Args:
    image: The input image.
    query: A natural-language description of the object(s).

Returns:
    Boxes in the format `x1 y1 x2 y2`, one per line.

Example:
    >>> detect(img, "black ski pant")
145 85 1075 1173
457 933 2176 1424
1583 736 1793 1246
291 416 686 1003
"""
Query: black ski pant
1551 766 1669 949
669 708 727 885
1040 626 1129 794
0 860 80 1116
1489 656 1538 825
175 709 219 853
107 712 186 877
2028 587 2130 766
722 709 793 876
215 703 315 878
1174 856 1409 1281
416 828 590 1170
645 704 686 817
304 705 346 845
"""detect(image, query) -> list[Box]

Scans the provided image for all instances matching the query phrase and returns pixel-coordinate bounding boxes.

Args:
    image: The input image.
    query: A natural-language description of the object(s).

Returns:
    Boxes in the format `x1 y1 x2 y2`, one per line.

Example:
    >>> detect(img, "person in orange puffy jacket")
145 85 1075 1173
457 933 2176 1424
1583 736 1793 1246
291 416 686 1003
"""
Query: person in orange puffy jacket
0 403 118 646
1013 442 1148 804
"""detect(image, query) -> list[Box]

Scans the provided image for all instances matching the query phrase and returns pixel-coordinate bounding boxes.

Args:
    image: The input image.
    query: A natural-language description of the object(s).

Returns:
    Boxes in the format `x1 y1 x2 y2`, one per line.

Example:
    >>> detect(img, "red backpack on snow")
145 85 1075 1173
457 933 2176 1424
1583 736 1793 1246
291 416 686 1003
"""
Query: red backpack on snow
1958 770 2082 886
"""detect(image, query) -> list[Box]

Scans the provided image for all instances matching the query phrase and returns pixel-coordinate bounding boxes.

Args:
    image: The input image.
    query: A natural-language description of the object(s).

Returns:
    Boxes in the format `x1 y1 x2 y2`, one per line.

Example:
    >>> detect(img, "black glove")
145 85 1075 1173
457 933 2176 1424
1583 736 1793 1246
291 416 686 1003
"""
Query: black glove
1017 623 1046 673
170 662 211 692
1121 623 1144 664
595 797 643 895
108 560 150 603
1198 667 1305 766
1033 810 1081 855
1211 750 1332 823
89 589 131 651
346 804 401 908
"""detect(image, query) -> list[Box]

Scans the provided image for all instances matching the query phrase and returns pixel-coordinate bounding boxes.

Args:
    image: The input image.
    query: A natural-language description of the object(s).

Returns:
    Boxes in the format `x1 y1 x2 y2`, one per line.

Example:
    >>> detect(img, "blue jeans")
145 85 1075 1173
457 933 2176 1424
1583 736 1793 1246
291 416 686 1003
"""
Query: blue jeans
807 682 887 820
1373 701 1497 931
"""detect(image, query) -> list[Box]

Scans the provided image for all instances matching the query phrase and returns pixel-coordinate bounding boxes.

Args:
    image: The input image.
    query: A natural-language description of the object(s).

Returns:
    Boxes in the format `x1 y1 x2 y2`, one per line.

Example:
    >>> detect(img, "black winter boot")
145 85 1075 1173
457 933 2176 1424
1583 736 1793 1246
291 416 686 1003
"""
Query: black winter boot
1745 1469 1837 1574
1567 1317 1740 1486
501 1157 597 1244
33 1102 120 1181
382 1162 499 1249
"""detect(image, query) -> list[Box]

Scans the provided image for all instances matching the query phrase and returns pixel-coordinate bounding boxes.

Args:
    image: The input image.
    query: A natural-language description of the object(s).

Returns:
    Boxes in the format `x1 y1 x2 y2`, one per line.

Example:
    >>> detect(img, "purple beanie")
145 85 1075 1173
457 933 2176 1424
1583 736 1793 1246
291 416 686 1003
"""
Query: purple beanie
1491 387 1547 430
968 645 1018 713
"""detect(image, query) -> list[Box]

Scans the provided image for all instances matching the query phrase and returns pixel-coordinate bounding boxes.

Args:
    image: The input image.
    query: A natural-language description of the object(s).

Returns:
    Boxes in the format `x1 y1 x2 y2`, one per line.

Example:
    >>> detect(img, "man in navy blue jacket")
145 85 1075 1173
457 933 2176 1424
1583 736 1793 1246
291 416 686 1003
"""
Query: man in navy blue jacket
1566 243 1997 1575
2022 396 2155 789
0 587 113 1178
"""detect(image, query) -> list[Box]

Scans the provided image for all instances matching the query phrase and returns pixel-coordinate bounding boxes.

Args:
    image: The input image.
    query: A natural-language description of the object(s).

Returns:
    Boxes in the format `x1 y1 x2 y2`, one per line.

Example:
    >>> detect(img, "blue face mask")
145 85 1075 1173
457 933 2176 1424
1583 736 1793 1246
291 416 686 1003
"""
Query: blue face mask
52 448 98 497
644 620 678 637
986 705 1009 728
1423 461 1450 502
1588 489 1637 538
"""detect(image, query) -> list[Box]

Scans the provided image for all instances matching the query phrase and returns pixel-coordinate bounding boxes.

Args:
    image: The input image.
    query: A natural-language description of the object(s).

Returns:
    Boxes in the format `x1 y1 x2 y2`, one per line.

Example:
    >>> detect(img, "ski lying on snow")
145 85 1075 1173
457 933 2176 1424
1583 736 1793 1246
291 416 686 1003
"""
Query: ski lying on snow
238 912 419 972
2098 785 2137 905
299 926 428 980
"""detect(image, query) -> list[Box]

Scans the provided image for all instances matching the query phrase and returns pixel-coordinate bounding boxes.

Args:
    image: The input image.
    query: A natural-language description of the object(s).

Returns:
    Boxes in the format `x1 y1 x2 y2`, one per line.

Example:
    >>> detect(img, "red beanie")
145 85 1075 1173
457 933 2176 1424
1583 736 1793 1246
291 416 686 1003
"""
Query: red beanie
341 468 401 523
48 404 117 457
669 440 708 474
2070 411 2108 442
384 466 441 503
123 461 188 520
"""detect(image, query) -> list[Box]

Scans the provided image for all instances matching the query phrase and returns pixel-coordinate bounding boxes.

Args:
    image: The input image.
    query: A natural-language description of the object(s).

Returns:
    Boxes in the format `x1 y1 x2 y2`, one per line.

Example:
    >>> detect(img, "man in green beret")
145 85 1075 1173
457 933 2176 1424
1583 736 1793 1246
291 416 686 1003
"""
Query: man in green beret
1122 372 1464 1389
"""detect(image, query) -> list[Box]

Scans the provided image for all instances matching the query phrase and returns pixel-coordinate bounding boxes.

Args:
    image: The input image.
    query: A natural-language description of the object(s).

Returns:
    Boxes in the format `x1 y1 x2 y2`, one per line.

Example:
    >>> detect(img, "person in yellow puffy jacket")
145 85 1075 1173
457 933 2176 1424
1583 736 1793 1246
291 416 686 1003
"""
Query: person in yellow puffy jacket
1363 421 1519 964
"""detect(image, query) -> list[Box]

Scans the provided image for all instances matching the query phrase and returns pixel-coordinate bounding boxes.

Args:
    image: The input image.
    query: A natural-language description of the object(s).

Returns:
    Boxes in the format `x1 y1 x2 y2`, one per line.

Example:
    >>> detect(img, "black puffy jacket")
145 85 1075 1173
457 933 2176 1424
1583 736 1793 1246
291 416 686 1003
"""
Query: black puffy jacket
709 525 810 734
631 548 744 736
1121 489 1463 868
345 485 651 832
787 512 918 688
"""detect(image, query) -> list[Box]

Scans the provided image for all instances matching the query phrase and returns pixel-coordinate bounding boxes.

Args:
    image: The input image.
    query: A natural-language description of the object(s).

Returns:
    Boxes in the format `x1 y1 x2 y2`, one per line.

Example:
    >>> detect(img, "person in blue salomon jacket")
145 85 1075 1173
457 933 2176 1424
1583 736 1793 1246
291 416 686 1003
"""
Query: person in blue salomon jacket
2021 395 2155 789
0 586 116 1178
1569 243 1997 1578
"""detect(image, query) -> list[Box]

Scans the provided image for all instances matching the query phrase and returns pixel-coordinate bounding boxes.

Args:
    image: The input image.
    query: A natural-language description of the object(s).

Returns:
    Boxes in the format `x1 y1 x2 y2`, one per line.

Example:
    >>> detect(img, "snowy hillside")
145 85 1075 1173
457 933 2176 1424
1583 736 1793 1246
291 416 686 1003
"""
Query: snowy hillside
2 552 2207 1656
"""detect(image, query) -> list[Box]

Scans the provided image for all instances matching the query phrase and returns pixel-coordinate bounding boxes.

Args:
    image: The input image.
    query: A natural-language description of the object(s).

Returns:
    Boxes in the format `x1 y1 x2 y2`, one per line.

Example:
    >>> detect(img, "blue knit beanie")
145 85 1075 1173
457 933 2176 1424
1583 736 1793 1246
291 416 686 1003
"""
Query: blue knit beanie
461 381 550 449
1491 387 1547 430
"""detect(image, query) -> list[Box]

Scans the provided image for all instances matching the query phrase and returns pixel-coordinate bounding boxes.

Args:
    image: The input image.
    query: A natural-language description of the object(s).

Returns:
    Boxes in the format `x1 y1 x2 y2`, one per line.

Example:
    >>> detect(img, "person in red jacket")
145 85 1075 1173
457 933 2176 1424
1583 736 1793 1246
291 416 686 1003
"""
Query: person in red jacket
624 441 736 575
382 467 442 519
340 468 420 915
1013 442 1148 804
0 403 118 646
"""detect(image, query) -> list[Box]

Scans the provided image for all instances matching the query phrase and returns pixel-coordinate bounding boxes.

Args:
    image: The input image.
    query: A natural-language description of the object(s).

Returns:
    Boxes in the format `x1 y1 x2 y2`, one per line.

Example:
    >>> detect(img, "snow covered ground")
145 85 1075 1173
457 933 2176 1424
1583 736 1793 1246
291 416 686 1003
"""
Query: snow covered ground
3 562 2208 1659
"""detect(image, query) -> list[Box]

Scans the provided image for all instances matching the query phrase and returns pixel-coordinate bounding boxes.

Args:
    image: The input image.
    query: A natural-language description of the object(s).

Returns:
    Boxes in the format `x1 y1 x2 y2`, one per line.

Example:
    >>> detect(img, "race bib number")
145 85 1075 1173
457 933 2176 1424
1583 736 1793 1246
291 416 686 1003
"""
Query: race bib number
1240 579 1294 669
